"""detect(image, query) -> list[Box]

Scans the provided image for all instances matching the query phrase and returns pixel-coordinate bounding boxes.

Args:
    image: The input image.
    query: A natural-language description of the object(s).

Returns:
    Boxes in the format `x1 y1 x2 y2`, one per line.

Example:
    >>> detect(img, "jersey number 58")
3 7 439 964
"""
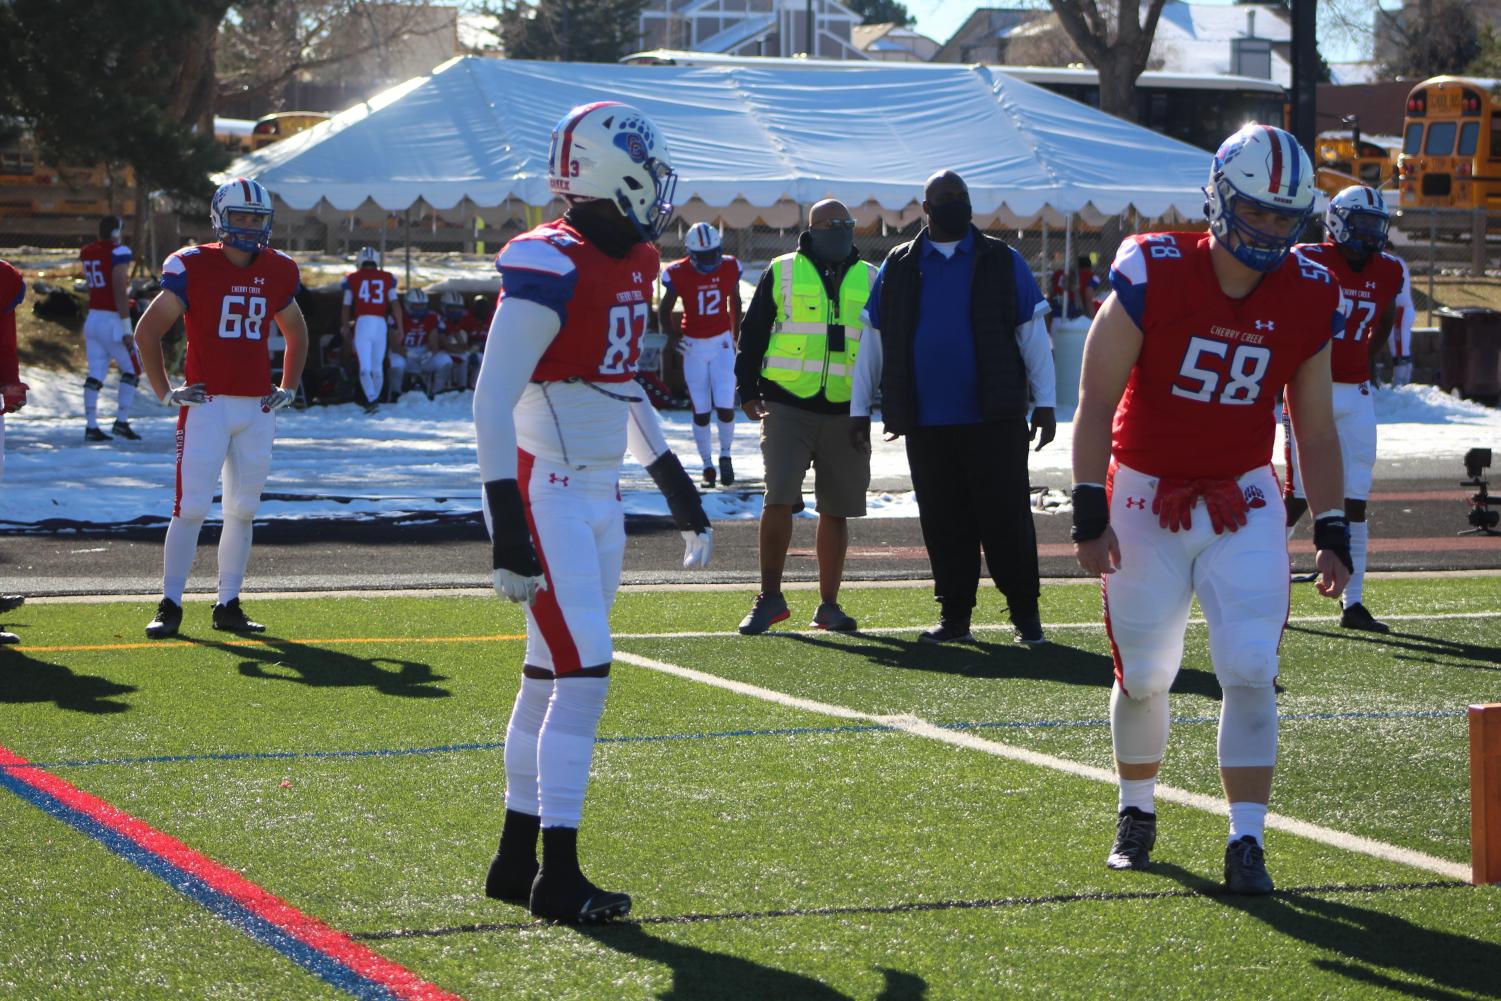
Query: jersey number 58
1171 336 1271 406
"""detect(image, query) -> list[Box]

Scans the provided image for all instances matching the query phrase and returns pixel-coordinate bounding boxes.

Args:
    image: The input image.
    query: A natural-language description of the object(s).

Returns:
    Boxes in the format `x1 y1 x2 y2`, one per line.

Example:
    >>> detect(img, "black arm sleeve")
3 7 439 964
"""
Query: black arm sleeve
483 478 542 574
645 452 710 534
734 269 779 400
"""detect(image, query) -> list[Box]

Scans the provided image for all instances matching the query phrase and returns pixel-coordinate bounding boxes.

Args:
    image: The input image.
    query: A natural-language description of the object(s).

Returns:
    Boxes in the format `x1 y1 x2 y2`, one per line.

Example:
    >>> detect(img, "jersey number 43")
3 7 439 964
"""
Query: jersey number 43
1171 335 1271 406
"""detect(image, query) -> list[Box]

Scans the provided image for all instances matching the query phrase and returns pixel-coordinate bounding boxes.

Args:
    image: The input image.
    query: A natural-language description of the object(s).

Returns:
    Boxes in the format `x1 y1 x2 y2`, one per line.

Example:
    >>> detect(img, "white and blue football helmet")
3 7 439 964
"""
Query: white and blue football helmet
1204 124 1315 273
547 102 677 242
1325 185 1390 258
210 177 275 253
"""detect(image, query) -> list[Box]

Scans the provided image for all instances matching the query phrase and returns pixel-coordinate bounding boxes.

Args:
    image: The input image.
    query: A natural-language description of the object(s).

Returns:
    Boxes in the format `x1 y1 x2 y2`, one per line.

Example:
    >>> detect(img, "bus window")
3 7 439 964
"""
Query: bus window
1460 121 1479 157
1404 122 1424 155
1491 112 1501 159
1424 120 1456 155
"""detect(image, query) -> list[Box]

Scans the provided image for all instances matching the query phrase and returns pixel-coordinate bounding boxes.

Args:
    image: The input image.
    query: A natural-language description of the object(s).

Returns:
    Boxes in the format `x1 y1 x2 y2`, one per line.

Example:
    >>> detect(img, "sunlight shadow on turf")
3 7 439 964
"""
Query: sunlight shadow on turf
576 921 920 1001
1151 861 1501 998
770 631 1224 699
0 647 135 713
1285 623 1501 672
190 636 452 698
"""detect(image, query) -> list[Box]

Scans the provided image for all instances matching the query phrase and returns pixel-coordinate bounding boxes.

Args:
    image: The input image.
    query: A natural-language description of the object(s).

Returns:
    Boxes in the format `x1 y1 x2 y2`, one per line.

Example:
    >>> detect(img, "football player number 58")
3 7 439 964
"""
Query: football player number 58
218 294 268 341
601 303 648 375
1172 336 1271 405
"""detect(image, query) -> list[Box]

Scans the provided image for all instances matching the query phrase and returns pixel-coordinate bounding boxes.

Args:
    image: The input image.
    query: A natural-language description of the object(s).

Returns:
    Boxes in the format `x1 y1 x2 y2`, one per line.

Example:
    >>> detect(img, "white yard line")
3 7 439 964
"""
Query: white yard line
613 649 1474 883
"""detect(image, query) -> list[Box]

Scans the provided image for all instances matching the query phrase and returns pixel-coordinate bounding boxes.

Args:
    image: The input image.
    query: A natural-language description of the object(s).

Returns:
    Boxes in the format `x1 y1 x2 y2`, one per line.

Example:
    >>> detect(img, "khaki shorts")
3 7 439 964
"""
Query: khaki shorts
759 403 870 517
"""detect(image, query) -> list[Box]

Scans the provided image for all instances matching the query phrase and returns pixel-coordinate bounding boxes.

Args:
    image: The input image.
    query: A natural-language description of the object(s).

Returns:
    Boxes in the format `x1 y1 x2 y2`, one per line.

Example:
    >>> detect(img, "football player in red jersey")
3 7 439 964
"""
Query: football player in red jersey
1284 186 1414 633
388 289 451 399
439 290 477 391
339 246 403 413
0 257 28 644
1071 125 1352 894
79 215 143 441
658 222 743 486
132 178 309 640
474 102 712 923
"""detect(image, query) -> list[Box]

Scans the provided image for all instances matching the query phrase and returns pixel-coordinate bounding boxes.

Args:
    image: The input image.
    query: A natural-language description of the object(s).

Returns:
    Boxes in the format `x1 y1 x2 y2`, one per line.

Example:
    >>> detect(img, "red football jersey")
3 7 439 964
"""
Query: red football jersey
343 269 398 318
0 259 23 385
159 243 300 397
1108 233 1344 480
401 311 439 349
494 218 657 383
1293 243 1408 384
662 256 741 339
80 239 132 312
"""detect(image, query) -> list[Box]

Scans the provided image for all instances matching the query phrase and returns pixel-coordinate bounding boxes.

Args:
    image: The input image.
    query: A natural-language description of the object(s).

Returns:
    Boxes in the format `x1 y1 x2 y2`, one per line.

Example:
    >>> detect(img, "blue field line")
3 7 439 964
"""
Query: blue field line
20 708 1465 773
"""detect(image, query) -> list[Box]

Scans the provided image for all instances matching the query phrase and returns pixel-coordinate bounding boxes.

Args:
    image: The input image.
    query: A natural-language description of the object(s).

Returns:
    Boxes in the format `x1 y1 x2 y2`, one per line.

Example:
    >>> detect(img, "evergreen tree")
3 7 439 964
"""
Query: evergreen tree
844 0 914 27
488 0 648 62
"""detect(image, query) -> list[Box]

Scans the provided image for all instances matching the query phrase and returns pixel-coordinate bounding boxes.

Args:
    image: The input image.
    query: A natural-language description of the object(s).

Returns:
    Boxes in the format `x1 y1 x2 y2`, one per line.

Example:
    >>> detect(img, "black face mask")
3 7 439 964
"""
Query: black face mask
807 228 854 263
928 199 972 236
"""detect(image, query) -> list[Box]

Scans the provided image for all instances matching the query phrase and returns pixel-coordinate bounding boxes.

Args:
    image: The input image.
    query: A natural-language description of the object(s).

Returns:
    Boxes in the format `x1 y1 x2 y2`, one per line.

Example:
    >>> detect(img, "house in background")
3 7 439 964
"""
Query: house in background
635 0 867 59
930 8 1047 64
852 22 941 62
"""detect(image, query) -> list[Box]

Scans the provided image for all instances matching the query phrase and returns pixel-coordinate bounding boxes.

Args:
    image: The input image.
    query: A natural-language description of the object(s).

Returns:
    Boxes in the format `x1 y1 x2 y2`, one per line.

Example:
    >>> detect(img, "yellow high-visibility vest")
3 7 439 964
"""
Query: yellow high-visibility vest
760 252 877 403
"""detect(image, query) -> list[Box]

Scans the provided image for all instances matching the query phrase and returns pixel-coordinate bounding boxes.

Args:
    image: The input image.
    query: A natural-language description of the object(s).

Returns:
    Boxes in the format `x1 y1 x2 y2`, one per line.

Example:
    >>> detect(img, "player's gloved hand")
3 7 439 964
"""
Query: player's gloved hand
484 479 547 606
1200 478 1249 535
1029 406 1056 451
261 387 297 411
681 528 713 569
165 383 208 407
1 382 28 413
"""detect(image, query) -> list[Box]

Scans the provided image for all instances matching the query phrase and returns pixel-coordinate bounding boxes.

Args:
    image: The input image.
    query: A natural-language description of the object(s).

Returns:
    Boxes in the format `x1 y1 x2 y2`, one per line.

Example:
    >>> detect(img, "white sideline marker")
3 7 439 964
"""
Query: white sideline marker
614 650 1472 883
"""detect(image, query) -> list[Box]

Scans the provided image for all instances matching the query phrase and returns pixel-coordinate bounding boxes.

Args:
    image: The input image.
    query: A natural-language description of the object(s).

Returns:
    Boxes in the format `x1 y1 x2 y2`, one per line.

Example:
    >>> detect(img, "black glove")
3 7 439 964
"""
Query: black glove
1030 406 1056 451
1071 484 1109 542
645 452 710 535
1314 514 1354 574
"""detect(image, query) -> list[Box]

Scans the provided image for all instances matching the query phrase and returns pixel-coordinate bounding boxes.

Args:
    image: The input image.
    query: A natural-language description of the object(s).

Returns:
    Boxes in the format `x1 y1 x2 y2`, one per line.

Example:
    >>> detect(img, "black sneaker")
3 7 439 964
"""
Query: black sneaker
485 854 539 904
1340 602 1390 634
738 592 790 635
1010 608 1046 645
811 601 857 631
212 598 265 633
528 868 631 923
718 455 735 486
146 598 182 639
1224 835 1274 894
0 594 23 614
362 402 379 415
84 427 112 442
111 420 141 441
1106 806 1156 870
0 629 18 645
919 620 974 644
702 464 716 488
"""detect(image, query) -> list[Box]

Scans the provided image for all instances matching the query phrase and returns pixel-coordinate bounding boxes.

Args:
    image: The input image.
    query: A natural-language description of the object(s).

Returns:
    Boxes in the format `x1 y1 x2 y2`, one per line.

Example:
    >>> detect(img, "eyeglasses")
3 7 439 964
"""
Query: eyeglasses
810 218 856 231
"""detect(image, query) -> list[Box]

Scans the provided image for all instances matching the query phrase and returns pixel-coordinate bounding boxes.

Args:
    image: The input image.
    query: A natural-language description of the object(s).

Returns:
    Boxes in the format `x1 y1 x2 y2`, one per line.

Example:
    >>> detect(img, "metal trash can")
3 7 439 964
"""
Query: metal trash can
1435 307 1501 400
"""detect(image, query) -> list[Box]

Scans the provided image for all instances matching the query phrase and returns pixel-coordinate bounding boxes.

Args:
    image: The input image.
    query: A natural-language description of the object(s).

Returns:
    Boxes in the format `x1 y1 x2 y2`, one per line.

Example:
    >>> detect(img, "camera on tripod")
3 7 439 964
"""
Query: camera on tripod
1462 448 1499 536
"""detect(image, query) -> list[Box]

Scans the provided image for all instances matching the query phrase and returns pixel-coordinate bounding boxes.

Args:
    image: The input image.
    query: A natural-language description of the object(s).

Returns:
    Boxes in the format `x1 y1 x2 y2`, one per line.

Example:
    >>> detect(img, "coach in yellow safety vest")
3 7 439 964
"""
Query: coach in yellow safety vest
733 199 876 635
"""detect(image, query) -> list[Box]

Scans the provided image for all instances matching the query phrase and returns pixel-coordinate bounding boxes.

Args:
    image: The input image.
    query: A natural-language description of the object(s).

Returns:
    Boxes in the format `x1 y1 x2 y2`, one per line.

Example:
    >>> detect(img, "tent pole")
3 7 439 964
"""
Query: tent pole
1063 213 1074 320
404 209 413 288
1041 217 1048 274
379 212 388 260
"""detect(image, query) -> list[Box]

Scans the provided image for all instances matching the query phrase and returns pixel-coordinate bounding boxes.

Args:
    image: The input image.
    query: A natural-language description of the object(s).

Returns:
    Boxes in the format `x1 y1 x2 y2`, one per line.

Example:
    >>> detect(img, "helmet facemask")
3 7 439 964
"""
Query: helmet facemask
1330 207 1389 259
1206 175 1311 273
211 179 275 253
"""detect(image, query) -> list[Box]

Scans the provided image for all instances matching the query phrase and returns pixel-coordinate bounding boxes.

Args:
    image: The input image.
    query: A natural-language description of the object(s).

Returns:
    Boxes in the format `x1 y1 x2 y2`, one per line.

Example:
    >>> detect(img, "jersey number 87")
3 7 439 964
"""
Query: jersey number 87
601 302 648 375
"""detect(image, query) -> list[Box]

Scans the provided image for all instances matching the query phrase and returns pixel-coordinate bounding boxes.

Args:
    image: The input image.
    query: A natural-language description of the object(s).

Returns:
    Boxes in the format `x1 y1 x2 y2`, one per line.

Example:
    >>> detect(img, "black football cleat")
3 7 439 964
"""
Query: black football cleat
145 598 182 639
0 594 24 614
1010 609 1046 646
0 629 18 645
485 854 540 904
212 598 265 633
1224 835 1275 894
919 619 974 644
1106 806 1157 871
702 464 716 488
84 426 112 442
718 455 735 486
1340 602 1390 634
111 420 141 441
528 868 631 923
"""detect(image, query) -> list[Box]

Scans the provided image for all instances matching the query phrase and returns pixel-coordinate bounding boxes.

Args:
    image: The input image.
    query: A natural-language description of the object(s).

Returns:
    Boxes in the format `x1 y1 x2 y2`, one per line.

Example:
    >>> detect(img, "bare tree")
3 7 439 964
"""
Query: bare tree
1047 0 1170 120
1005 16 1084 66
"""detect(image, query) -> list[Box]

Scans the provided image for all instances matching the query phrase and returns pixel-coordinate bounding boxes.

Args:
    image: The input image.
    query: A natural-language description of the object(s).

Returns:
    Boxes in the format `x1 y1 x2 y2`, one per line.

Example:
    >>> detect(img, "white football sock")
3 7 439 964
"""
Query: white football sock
537 676 609 828
116 381 135 423
216 515 254 604
503 676 553 816
1118 777 1156 813
717 419 735 457
84 384 100 428
1345 520 1369 607
359 368 380 405
692 422 713 468
1229 801 1268 845
161 515 204 604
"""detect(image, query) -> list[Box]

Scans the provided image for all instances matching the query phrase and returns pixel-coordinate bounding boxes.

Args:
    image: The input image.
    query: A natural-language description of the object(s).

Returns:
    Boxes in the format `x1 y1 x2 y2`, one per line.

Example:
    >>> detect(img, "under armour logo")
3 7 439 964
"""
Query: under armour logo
632 272 643 283
1254 319 1275 331
1244 484 1266 509
1365 281 1378 289
253 277 266 285
548 473 569 486
1126 497 1145 509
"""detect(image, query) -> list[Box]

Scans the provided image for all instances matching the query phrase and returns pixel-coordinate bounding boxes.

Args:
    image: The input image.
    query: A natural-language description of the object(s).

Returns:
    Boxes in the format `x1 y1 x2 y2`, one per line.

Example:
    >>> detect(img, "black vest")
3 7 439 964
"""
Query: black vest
875 226 1025 435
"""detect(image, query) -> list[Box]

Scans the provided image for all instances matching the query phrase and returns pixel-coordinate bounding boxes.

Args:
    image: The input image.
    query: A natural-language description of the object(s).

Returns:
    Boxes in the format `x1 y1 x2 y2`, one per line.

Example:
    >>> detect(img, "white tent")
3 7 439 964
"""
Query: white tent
222 56 1214 228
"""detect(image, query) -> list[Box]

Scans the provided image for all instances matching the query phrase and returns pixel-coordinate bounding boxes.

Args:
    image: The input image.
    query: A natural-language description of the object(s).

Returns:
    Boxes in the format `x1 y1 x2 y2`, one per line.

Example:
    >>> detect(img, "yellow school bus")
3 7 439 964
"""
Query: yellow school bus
250 111 331 151
1397 76 1501 210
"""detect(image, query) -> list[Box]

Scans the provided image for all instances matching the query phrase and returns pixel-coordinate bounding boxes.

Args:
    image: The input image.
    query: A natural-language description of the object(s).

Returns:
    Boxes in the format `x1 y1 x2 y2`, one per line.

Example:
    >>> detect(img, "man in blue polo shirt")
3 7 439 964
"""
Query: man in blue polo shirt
851 170 1055 644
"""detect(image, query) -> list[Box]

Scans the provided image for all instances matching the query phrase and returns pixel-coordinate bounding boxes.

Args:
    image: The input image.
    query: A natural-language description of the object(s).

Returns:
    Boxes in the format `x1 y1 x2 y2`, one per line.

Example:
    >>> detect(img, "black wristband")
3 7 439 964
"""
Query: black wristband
645 452 711 534
1314 515 1354 573
1071 484 1109 542
483 479 535 568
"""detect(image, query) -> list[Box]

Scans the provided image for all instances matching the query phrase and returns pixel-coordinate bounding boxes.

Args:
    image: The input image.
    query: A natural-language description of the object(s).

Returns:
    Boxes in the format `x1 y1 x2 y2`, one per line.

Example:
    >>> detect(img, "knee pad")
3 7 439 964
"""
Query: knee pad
543 676 610 736
1211 635 1280 690
118 372 139 387
1218 685 1279 768
715 407 735 423
693 412 711 426
1119 660 1179 701
221 492 260 522
175 492 212 522
1345 498 1367 523
84 376 104 392
1111 683 1170 765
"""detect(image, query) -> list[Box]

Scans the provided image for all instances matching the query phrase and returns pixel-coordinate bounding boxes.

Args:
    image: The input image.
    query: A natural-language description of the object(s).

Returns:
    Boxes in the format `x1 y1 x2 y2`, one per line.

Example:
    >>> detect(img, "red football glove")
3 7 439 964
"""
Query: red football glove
1151 477 1249 535
1 382 27 414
